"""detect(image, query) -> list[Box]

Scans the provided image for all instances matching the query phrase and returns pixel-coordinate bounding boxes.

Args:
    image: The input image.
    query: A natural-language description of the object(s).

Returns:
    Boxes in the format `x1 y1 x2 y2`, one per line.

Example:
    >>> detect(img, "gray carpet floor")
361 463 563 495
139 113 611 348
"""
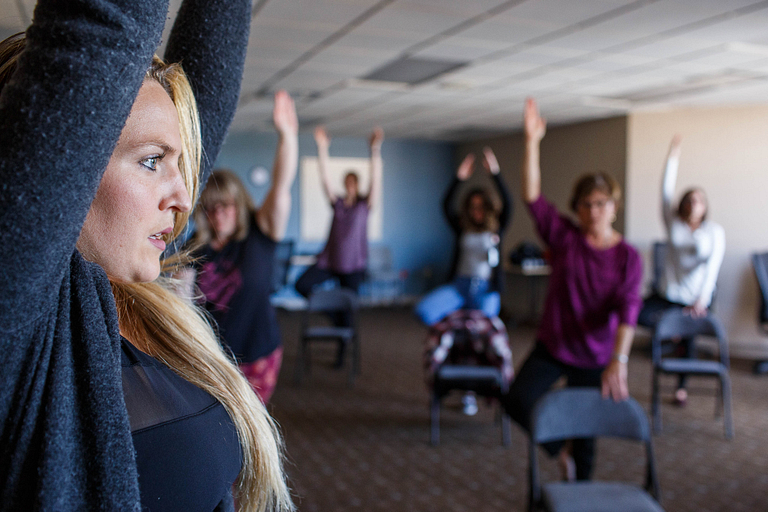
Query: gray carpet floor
269 307 768 512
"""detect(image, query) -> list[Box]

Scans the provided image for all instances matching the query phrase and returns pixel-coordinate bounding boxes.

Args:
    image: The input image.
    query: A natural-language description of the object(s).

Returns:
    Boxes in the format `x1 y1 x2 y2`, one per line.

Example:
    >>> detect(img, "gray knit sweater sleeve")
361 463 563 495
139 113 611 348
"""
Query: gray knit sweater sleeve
0 0 169 326
164 0 252 187
0 0 252 509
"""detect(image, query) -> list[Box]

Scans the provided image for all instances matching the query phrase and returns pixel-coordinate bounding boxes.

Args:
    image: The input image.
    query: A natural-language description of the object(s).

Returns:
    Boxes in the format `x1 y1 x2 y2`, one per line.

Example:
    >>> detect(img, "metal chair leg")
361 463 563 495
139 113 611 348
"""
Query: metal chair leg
652 370 662 434
294 339 305 385
347 339 356 388
430 394 440 446
722 373 734 440
501 411 512 447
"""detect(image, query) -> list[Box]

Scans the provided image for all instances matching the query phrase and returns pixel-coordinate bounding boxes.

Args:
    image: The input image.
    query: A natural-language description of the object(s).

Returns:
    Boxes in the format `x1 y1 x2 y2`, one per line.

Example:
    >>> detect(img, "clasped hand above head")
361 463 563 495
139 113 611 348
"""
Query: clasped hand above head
456 146 500 180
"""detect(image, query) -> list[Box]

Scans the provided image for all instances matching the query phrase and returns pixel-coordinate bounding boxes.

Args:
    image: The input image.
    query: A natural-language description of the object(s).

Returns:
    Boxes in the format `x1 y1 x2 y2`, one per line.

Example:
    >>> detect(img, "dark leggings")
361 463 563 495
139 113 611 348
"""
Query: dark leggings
638 293 695 390
295 264 365 365
295 264 365 299
503 344 604 481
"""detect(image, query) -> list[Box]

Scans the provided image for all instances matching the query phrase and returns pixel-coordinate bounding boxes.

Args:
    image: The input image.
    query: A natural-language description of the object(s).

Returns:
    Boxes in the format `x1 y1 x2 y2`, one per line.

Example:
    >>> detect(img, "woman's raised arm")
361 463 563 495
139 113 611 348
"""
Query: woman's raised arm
661 135 682 231
314 126 337 204
482 147 513 233
164 0 252 187
442 154 475 233
0 0 169 322
366 127 384 209
257 90 299 241
522 97 546 204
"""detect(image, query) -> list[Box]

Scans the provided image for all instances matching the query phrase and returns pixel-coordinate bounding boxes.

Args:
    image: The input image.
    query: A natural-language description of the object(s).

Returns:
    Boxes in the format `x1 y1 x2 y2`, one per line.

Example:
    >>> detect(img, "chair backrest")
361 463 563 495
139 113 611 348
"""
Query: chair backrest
307 288 358 314
651 241 668 296
752 252 768 329
650 309 729 366
529 389 660 505
531 388 650 444
271 240 294 293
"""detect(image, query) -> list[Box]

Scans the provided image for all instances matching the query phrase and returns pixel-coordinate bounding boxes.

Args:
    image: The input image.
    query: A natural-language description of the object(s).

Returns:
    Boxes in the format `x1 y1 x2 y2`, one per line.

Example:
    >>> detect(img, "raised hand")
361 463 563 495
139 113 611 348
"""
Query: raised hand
273 90 298 137
457 153 476 181
481 146 500 175
314 125 330 150
524 97 546 143
369 127 384 150
669 134 682 159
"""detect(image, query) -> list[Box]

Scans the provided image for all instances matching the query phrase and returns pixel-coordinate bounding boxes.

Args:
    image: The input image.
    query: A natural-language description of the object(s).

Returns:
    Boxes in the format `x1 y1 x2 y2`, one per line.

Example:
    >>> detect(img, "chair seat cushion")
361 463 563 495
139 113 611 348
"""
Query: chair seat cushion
543 481 664 512
437 365 502 381
304 326 354 340
659 358 725 375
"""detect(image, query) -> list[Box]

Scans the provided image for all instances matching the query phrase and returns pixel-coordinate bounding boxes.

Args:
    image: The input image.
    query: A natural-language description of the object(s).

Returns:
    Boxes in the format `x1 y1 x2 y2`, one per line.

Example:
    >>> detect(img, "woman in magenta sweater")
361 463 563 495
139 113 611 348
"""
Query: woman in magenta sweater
504 98 643 481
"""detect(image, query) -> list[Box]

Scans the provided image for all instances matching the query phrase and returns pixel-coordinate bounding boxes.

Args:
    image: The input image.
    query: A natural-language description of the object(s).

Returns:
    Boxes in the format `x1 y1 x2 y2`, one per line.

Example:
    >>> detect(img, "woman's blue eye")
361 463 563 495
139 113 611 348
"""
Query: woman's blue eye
141 155 162 171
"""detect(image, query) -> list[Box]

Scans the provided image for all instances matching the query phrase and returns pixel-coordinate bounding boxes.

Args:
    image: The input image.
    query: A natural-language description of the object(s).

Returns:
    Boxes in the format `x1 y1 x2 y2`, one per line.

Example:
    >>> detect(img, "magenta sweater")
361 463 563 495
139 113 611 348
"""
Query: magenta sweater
529 196 642 369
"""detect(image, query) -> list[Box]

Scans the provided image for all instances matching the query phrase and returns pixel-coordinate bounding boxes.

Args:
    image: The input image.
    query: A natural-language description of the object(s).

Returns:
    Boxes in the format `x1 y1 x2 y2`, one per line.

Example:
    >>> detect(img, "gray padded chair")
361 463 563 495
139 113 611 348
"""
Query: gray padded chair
529 388 663 512
294 288 359 387
651 309 733 439
751 252 768 374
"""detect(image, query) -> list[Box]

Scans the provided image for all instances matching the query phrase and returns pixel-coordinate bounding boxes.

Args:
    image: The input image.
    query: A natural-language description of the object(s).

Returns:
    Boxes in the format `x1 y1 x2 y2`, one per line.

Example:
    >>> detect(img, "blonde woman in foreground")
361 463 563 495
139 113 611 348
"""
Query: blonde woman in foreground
0 0 293 510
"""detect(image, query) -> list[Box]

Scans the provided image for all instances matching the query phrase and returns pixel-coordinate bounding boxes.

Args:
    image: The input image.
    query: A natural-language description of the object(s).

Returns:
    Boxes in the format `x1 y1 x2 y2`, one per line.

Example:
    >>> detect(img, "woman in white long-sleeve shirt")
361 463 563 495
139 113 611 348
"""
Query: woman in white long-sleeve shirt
638 135 726 405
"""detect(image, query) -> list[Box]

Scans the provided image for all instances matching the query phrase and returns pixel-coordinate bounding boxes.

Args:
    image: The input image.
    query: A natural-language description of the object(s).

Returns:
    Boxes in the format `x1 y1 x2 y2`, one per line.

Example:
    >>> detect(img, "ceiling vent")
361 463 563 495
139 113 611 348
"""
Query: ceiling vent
362 56 468 86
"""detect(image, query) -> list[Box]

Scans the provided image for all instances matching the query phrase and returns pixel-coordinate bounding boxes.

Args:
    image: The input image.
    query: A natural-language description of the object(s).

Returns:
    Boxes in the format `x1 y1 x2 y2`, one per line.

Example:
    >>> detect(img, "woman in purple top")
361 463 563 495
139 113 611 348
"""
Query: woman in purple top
295 126 383 297
504 98 643 481
295 126 383 366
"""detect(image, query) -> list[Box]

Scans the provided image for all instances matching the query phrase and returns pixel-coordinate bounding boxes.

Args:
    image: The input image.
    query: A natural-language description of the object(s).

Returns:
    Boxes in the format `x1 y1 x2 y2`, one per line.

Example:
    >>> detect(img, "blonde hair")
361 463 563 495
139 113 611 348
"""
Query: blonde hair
194 169 257 245
0 35 293 512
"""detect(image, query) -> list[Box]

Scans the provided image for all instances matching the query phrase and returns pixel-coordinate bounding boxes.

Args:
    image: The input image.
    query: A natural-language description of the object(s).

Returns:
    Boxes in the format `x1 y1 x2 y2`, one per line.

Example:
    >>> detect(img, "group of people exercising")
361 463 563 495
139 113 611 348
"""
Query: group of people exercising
0 2 723 507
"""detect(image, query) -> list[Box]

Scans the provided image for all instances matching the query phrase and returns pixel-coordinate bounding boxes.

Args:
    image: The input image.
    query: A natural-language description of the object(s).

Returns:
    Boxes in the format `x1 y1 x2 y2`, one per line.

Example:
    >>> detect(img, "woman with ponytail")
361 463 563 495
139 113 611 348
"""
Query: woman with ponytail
0 0 292 510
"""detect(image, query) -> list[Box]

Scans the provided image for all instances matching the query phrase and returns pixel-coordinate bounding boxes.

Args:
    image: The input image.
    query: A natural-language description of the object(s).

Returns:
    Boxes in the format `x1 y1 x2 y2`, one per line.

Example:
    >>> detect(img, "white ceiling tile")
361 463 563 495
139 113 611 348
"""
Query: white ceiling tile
335 30 423 54
497 0 639 27
273 68 348 93
298 89 389 118
254 0 381 27
622 35 718 59
415 40 506 62
396 0 513 17
452 18 560 46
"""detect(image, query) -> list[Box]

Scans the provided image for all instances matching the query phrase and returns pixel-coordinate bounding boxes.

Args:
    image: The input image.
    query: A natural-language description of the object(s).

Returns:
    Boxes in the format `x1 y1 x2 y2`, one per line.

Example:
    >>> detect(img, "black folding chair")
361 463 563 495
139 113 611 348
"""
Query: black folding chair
294 288 359 387
650 241 668 297
430 364 512 447
529 388 662 512
651 309 733 439
270 239 294 294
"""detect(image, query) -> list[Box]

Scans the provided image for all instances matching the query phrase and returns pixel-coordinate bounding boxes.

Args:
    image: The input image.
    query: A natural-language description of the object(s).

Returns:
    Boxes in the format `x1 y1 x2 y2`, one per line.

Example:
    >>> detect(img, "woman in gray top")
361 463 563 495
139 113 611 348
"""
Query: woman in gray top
416 147 512 326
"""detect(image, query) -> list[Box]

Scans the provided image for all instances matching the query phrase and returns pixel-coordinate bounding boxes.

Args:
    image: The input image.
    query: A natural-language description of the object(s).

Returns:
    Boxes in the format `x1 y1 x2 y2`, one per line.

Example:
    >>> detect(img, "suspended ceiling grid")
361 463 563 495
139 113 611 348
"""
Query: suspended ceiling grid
5 1 768 139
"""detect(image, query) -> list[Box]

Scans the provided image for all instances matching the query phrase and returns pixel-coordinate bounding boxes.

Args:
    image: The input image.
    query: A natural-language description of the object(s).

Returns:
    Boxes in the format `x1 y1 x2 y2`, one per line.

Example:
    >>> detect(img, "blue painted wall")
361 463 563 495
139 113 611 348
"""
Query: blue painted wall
213 131 457 294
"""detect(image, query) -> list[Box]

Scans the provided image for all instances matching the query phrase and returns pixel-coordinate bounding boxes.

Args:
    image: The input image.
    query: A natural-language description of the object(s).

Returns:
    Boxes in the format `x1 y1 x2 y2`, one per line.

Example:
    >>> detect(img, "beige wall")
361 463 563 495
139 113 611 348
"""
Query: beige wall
458 116 628 260
457 116 627 321
626 106 768 357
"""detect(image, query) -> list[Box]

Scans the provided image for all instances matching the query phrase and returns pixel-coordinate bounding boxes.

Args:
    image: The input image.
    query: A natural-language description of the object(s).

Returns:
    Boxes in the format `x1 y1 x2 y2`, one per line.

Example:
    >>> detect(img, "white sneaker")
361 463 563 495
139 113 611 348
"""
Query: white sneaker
461 394 478 416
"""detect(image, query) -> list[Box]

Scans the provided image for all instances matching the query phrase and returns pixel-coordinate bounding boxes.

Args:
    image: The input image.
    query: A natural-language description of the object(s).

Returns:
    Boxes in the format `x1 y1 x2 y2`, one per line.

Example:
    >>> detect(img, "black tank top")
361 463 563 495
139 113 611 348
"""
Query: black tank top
196 219 281 362
121 338 242 511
